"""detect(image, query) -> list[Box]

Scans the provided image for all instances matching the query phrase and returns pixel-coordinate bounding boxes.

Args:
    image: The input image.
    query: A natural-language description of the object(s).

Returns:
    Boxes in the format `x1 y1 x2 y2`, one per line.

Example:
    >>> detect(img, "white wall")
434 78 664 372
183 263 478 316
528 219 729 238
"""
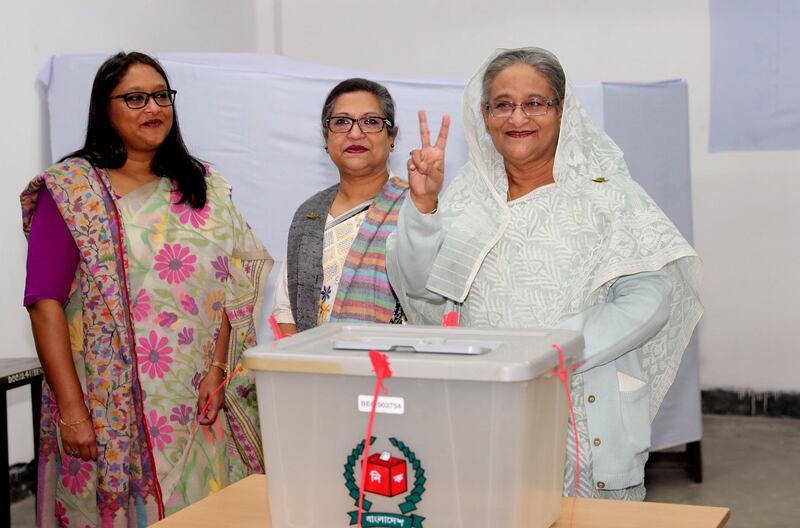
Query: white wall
269 0 800 393
0 0 263 464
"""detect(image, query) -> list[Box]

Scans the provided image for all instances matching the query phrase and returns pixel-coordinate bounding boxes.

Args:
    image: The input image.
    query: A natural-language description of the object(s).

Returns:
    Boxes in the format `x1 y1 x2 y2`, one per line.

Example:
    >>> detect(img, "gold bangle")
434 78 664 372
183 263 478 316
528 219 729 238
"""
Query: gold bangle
209 360 229 375
59 414 91 427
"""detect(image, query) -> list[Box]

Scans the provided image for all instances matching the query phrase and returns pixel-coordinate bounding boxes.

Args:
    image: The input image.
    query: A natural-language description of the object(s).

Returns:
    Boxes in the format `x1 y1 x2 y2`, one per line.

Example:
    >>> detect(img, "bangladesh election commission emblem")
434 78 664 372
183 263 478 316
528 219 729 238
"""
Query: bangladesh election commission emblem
343 437 426 527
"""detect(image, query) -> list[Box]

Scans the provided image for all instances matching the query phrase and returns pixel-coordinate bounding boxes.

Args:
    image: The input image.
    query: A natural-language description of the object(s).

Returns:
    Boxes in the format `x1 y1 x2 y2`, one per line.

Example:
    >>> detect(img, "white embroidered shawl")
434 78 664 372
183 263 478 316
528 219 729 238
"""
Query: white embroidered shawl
410 48 703 415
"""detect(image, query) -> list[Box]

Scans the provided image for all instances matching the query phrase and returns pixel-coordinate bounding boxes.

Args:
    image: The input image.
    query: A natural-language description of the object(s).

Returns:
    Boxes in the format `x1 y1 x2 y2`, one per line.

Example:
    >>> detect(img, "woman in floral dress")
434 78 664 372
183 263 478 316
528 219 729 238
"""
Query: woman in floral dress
21 52 272 527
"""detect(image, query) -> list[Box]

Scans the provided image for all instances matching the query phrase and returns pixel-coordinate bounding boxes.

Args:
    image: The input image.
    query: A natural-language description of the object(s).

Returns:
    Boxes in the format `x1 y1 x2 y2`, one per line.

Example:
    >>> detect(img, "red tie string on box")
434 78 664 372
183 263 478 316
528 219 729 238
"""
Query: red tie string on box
551 343 585 527
357 350 393 528
193 315 287 438
269 314 286 340
441 310 459 327
192 364 243 436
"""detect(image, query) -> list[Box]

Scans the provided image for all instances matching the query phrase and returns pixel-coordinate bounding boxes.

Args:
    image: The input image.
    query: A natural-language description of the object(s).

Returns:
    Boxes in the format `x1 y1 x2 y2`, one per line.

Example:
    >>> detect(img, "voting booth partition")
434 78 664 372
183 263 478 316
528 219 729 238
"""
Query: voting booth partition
41 53 700 463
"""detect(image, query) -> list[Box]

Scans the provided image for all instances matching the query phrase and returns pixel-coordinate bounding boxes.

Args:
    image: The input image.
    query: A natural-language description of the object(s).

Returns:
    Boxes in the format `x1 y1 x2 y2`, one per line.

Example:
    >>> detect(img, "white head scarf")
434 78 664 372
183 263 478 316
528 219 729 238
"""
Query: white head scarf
417 47 702 412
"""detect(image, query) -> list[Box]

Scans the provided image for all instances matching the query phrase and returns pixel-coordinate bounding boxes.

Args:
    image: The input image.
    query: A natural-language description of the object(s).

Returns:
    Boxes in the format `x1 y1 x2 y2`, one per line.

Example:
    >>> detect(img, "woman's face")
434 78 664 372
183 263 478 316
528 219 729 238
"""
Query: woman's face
108 63 174 156
482 63 562 168
325 91 393 177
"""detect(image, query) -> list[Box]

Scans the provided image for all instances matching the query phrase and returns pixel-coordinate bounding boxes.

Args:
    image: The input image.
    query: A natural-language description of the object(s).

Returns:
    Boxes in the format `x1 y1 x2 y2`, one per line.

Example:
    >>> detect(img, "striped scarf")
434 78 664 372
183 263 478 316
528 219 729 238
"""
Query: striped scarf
331 176 408 323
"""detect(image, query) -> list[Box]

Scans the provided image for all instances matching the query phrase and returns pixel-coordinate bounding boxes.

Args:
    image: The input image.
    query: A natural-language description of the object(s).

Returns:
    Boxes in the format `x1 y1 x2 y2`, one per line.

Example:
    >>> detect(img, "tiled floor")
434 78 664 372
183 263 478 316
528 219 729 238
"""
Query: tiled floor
11 414 799 527
645 414 800 528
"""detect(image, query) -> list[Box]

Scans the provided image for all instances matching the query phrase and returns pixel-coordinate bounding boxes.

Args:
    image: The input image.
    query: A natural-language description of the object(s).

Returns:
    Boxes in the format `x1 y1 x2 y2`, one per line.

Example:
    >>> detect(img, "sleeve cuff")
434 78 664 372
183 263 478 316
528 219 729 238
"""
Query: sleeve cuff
400 197 442 239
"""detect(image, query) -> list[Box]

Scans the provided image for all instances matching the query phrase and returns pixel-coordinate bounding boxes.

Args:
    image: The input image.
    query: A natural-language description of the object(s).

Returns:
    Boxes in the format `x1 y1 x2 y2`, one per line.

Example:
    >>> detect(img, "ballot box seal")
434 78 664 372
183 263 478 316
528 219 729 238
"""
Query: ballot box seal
344 436 426 527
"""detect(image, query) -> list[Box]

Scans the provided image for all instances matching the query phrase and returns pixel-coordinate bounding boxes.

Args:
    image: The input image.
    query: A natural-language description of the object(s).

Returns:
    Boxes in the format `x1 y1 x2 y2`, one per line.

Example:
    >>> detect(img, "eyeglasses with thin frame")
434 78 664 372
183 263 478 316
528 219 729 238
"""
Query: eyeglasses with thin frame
110 89 177 110
485 97 560 118
325 115 392 134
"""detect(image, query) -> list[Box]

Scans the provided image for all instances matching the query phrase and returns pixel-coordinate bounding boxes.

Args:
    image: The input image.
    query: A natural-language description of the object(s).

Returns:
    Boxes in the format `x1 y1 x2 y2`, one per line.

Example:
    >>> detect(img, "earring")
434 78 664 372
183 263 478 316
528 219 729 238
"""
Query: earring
390 143 395 151
324 145 328 152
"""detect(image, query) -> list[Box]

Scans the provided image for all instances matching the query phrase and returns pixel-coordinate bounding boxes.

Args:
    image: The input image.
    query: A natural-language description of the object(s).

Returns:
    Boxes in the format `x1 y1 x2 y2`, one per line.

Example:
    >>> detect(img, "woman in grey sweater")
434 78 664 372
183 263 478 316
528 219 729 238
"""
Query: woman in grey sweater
273 78 409 335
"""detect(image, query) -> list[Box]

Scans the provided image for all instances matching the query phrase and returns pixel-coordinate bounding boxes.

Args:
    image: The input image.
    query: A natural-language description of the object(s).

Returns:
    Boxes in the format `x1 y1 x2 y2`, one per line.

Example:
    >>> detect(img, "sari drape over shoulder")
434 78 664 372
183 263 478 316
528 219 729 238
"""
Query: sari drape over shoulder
21 158 272 527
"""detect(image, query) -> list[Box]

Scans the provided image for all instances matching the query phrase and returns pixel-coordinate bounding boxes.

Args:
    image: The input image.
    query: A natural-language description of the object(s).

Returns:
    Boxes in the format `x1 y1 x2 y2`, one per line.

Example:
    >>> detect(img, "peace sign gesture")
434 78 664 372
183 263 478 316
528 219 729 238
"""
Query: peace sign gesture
408 110 450 214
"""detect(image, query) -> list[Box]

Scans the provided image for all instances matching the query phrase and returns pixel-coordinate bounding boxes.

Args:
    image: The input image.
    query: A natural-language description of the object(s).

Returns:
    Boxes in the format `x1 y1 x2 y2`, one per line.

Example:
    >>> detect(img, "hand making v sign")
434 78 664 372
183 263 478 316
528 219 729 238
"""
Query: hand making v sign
407 110 450 214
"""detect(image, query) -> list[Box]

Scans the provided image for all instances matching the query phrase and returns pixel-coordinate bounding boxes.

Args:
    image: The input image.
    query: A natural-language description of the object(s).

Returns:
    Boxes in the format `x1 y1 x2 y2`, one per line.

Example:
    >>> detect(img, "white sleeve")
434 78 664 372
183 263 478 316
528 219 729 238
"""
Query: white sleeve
557 269 672 373
271 259 296 324
386 198 447 302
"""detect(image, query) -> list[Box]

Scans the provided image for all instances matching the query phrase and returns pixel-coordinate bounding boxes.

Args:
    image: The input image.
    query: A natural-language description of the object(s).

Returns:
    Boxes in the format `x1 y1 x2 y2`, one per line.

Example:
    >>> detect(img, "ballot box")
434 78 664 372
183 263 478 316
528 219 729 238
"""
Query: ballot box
243 324 584 528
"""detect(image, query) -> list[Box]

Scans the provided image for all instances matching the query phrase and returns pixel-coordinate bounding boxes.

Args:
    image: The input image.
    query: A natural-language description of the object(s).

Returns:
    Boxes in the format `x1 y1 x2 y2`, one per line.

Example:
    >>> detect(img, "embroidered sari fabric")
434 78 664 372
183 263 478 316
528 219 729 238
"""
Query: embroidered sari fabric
282 175 408 330
318 206 370 325
20 158 272 527
330 176 409 324
429 49 702 417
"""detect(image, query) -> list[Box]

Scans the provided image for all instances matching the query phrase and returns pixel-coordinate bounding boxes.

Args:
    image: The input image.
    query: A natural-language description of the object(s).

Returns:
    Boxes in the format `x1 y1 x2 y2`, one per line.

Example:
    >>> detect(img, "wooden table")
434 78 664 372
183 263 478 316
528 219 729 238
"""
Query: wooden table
1 357 43 528
151 475 730 528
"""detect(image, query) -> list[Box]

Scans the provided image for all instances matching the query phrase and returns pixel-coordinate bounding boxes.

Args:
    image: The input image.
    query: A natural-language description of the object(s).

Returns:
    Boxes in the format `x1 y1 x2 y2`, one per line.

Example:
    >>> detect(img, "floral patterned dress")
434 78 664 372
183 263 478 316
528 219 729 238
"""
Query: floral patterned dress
21 159 272 527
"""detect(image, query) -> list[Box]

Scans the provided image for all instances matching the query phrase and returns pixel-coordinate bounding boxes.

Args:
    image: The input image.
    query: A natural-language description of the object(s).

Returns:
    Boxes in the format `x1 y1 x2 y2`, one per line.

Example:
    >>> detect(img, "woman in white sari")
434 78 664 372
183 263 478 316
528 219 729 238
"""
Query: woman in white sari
387 47 702 499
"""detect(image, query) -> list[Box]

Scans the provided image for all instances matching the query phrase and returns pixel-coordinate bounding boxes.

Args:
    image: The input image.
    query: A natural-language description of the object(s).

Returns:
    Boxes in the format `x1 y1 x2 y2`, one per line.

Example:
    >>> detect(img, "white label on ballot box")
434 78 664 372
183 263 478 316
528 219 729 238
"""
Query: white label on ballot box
358 395 405 415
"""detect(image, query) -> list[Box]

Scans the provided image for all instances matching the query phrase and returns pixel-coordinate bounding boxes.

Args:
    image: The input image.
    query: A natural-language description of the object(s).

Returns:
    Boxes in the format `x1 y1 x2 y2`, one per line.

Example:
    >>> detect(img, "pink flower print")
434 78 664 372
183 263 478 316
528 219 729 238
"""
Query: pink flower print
191 371 203 390
137 330 173 379
170 199 210 228
156 311 178 328
180 294 199 315
133 289 152 322
177 327 194 346
236 384 252 399
170 404 194 426
55 501 68 527
154 243 197 284
147 409 174 451
211 256 231 282
60 456 92 494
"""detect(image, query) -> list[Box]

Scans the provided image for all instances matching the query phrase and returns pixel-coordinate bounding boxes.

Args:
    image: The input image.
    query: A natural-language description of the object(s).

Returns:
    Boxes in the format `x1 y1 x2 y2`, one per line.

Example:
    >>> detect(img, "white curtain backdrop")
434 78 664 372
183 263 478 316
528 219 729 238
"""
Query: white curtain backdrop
42 53 697 450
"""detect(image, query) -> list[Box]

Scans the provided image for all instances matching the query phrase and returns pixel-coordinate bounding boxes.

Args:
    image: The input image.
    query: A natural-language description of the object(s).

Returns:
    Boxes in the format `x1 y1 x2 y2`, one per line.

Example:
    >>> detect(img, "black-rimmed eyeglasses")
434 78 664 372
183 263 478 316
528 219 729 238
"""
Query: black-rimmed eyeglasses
325 116 392 134
110 89 177 110
485 97 560 118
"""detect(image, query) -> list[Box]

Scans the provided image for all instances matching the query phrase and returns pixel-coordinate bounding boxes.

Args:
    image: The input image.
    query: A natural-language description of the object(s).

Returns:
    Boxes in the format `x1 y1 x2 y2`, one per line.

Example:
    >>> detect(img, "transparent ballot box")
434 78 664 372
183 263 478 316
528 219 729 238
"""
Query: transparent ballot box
243 323 584 528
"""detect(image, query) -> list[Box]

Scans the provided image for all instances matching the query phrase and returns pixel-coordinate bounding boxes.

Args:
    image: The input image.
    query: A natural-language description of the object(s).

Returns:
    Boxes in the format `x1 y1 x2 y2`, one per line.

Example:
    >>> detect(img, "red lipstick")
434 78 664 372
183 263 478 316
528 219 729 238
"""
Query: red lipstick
345 145 368 153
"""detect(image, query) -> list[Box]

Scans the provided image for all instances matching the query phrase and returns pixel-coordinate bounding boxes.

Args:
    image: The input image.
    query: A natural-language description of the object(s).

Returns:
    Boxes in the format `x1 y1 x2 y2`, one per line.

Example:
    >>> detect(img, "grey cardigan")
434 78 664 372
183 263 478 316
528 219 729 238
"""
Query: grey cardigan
286 184 338 331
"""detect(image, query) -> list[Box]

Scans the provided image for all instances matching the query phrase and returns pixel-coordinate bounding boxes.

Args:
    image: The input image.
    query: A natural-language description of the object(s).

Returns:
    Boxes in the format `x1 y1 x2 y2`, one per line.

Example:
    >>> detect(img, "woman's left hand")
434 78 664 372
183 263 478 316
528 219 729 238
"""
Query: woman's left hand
197 367 226 425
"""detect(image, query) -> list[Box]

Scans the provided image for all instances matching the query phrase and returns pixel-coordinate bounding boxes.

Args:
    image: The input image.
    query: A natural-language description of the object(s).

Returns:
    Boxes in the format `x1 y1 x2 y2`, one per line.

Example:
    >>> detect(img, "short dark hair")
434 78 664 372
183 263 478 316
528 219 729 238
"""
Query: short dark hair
62 51 208 209
320 78 397 140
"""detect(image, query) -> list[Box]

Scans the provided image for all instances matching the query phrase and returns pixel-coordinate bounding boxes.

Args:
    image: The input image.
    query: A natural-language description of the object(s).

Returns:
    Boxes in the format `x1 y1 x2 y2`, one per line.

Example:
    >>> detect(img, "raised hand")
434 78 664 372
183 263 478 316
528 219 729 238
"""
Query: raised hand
408 110 450 213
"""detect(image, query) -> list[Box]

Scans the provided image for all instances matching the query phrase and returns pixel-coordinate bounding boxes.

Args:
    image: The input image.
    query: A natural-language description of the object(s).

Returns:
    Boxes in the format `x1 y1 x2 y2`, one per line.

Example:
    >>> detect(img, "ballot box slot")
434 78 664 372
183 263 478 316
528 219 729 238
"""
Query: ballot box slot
332 337 501 355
